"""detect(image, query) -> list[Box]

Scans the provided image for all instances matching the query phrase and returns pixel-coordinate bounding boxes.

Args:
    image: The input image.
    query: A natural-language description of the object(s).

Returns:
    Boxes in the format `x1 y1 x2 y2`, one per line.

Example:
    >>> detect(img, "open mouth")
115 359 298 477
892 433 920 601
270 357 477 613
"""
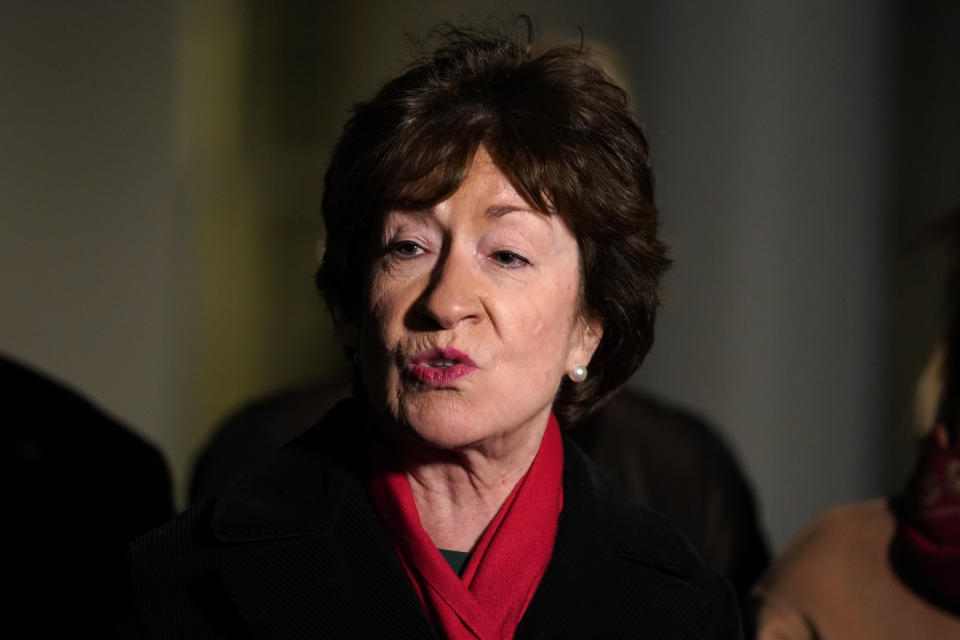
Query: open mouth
411 347 478 368
408 347 478 385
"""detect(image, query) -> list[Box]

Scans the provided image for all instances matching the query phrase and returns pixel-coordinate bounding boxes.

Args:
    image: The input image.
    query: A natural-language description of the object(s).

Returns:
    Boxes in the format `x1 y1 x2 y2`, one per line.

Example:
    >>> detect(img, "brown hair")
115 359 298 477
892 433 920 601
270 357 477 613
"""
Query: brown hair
316 20 670 425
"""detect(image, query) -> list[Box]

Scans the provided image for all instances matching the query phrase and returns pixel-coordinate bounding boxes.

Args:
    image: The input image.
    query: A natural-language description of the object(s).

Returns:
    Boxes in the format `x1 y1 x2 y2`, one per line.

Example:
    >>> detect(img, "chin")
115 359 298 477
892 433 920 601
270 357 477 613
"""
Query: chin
394 398 497 451
406 428 481 451
405 416 489 451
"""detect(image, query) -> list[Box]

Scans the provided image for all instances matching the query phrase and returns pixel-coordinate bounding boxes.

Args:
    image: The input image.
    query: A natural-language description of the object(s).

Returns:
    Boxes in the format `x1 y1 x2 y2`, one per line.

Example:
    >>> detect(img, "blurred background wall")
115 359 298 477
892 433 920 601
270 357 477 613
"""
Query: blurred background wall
2 0 958 552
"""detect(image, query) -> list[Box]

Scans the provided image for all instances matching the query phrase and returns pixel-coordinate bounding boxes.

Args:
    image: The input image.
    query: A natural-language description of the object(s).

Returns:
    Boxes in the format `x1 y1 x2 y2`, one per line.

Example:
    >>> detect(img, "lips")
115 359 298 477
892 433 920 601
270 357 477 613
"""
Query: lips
408 347 478 386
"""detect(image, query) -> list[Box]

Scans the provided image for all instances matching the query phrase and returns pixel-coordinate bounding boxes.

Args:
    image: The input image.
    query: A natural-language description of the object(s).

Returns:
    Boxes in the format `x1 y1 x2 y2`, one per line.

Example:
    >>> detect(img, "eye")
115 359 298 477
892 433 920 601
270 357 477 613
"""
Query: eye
491 250 530 268
387 240 424 258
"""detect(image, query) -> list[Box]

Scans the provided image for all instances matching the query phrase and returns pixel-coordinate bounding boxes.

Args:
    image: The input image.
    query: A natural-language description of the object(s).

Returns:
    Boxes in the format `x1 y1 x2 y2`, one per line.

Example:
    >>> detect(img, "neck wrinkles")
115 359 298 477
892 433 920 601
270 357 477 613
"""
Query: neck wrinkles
400 413 550 552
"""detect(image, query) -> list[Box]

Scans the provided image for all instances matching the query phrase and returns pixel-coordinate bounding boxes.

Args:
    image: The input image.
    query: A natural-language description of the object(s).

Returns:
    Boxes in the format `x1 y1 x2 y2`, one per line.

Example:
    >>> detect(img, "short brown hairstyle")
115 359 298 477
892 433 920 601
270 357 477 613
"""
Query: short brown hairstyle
317 20 669 425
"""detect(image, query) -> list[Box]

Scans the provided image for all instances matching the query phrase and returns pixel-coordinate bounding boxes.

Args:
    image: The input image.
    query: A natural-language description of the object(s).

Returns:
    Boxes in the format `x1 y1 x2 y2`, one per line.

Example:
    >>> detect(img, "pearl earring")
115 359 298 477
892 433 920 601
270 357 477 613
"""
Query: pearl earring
569 365 588 382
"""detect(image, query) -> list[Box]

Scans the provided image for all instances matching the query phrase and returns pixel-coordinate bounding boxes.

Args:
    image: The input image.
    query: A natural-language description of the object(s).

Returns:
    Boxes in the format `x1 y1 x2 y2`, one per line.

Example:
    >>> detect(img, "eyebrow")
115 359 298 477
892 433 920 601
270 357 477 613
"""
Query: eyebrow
485 204 545 219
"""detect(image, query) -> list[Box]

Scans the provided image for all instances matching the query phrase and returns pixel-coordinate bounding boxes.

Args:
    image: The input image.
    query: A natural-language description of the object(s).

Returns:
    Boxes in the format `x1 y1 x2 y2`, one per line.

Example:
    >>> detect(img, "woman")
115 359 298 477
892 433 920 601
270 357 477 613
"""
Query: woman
753 210 960 639
131 22 741 639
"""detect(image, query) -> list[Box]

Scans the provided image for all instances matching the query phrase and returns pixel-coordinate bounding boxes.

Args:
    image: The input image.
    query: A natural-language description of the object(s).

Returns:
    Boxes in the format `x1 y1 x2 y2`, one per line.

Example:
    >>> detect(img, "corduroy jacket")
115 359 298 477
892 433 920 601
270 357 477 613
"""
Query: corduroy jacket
130 400 742 639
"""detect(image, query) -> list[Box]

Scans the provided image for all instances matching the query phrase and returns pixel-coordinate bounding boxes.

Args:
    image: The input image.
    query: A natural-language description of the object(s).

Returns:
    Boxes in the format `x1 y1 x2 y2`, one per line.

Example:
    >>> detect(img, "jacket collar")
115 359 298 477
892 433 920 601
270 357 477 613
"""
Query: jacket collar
208 396 700 570
207 399 438 638
517 437 711 638
209 399 365 541
205 399 707 638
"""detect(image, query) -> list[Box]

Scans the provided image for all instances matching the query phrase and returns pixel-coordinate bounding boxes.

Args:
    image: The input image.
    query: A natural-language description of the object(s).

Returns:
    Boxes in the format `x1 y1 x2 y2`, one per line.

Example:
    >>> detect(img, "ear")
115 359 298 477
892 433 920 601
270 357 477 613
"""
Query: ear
567 315 603 372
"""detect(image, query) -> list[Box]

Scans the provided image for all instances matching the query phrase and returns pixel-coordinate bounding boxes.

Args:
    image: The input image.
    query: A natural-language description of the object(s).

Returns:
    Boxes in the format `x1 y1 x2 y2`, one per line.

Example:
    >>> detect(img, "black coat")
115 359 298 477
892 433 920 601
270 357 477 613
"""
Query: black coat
131 400 742 639
5 354 172 638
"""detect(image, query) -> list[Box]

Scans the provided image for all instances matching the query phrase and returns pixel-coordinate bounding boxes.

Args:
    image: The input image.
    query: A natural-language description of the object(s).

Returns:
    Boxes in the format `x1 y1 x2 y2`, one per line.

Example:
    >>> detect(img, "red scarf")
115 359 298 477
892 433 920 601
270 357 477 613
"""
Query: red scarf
368 415 564 640
896 429 960 607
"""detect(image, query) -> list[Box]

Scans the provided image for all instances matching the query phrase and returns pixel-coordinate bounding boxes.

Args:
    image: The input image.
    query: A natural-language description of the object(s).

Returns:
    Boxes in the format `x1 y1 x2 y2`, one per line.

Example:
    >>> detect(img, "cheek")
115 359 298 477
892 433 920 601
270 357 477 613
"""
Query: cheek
358 280 404 410
364 272 401 339
358 281 399 382
501 279 580 365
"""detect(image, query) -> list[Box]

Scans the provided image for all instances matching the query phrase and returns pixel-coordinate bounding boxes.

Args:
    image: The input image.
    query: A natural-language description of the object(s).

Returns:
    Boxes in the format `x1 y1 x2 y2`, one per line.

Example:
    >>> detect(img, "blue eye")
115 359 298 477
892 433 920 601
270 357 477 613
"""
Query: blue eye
491 251 529 267
389 241 423 258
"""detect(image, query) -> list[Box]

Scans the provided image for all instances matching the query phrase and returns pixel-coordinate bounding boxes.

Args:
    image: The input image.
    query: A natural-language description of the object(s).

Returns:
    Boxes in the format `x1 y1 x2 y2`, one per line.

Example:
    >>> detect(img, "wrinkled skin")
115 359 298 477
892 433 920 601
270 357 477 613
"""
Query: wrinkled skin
359 147 602 457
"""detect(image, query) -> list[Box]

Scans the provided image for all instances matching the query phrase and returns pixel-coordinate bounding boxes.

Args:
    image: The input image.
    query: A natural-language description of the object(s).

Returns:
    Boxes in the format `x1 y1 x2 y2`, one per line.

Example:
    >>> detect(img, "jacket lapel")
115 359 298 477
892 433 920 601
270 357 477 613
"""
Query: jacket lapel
208 400 439 639
199 401 728 639
514 438 612 638
516 438 713 639
213 499 437 639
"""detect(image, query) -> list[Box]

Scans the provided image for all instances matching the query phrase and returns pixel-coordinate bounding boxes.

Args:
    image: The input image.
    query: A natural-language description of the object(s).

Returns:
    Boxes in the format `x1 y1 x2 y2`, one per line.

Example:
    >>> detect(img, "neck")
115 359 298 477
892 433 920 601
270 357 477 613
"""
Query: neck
399 412 550 552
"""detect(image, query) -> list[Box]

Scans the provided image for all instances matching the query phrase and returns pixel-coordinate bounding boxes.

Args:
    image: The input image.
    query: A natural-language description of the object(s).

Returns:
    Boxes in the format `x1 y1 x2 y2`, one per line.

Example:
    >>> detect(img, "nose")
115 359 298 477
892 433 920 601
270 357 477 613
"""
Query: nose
415 246 483 329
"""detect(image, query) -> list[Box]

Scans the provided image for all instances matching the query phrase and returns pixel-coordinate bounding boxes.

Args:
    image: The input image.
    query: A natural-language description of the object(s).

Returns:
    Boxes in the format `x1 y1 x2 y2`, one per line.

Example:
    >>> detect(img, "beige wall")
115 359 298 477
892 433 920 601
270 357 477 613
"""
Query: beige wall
1 3 183 481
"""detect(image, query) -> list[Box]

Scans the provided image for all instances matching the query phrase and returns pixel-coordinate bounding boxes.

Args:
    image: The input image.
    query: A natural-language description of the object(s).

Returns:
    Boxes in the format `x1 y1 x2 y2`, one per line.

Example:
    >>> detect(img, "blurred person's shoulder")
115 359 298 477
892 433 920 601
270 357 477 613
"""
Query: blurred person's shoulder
755 499 960 639
753 500 891 637
769 499 894 582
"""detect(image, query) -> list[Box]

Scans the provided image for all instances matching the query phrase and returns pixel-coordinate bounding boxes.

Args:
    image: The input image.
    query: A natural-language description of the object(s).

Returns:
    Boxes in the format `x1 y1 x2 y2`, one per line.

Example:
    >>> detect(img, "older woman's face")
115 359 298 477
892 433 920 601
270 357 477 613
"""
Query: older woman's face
359 147 601 449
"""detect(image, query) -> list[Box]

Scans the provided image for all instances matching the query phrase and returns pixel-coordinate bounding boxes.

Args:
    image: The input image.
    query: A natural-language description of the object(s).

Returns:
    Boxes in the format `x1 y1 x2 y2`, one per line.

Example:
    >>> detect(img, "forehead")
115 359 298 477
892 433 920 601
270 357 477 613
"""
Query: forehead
383 147 563 234
458 147 520 197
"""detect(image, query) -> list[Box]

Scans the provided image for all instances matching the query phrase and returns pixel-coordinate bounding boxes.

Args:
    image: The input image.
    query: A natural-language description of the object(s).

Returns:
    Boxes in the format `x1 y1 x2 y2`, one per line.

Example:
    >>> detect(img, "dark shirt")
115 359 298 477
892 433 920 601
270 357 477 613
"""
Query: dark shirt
438 548 471 576
5 354 172 637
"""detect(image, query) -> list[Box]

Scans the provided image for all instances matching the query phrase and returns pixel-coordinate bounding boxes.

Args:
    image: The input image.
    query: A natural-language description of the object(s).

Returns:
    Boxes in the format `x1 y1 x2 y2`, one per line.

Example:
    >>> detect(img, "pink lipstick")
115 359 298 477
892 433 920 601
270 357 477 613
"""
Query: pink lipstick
408 347 478 386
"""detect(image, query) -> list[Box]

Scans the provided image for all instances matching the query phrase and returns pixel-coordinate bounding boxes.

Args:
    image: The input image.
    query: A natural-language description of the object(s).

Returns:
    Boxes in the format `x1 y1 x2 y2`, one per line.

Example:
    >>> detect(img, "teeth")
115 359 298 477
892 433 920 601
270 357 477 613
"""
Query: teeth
429 359 456 367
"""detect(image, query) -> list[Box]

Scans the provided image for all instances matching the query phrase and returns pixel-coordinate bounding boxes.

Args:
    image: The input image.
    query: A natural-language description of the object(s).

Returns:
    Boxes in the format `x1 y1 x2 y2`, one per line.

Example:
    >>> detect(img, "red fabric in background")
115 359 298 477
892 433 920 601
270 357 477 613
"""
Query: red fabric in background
368 416 564 640
898 430 960 607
